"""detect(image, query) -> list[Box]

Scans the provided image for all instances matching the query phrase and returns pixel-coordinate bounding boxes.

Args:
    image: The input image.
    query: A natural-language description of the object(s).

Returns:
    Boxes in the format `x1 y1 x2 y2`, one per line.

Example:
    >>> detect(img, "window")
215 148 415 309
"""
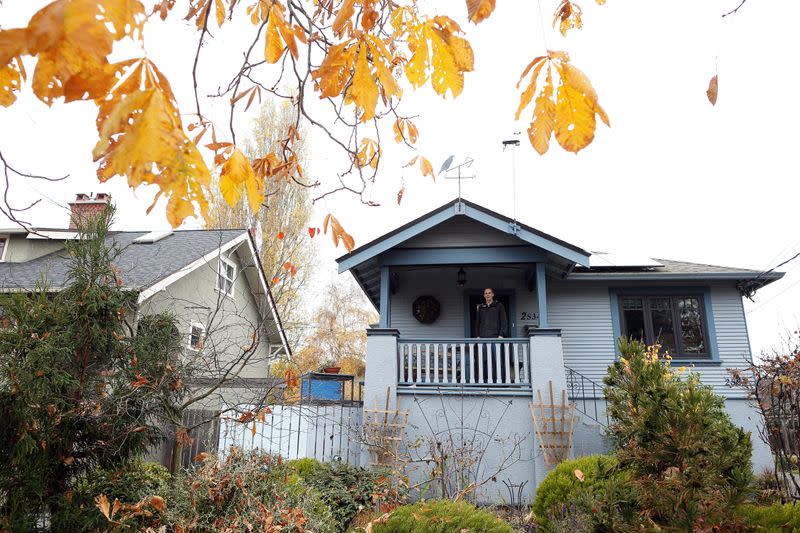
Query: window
188 323 206 350
619 294 709 358
0 236 8 262
217 257 236 297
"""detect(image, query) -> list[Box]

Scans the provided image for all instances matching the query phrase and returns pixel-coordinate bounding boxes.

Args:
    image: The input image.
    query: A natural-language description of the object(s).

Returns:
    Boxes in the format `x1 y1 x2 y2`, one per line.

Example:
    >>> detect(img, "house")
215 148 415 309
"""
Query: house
0 193 290 466
338 198 783 502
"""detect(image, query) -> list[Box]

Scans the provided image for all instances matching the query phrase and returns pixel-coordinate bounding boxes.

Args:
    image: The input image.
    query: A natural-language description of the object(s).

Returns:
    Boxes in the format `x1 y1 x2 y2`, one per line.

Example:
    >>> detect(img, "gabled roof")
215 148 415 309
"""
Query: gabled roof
337 198 592 273
0 229 245 291
0 229 291 356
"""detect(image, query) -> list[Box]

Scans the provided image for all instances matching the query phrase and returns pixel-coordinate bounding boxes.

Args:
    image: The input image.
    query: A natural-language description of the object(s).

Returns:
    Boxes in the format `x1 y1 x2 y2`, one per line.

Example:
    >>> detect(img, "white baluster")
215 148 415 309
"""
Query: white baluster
434 344 439 383
486 342 494 384
512 343 520 384
503 343 511 384
468 343 475 383
478 342 484 384
417 343 423 383
522 344 529 383
460 343 466 384
494 344 502 385
450 344 456 384
425 344 431 383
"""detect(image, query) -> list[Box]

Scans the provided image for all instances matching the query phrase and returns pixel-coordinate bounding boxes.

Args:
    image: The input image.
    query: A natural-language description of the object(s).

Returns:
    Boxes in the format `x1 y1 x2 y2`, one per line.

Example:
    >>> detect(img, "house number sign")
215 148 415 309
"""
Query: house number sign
520 311 539 321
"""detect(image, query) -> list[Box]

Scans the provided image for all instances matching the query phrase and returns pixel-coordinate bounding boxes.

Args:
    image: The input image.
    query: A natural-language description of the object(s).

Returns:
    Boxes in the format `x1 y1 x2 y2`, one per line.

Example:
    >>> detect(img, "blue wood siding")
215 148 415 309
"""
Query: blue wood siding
548 281 753 398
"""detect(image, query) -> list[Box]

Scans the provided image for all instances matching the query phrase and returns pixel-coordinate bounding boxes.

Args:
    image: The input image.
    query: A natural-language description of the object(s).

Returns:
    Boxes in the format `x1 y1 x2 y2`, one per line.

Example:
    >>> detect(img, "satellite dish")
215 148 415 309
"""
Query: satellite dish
439 155 455 175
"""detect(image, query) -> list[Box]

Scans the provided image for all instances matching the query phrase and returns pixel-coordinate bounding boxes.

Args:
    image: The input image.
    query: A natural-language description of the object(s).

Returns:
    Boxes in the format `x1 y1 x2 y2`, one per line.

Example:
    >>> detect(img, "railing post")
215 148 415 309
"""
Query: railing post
364 328 400 410
526 326 567 488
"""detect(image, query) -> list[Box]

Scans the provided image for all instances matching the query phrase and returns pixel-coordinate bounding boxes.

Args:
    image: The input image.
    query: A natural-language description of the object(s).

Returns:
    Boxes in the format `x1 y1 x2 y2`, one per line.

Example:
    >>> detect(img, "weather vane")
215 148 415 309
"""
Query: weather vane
439 155 476 201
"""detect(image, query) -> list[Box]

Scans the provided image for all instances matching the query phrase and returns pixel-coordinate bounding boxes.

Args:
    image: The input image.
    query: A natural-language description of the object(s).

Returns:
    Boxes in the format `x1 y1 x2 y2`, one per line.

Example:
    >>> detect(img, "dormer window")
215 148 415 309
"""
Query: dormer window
188 323 206 350
217 257 236 297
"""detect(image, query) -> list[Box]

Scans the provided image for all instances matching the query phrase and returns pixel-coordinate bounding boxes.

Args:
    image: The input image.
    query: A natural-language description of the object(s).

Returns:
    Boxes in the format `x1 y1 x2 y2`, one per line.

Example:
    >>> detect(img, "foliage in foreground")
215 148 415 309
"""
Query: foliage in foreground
290 458 386 532
372 499 513 533
604 338 752 530
0 208 185 531
156 449 335 532
51 462 171 531
532 454 637 531
728 331 800 503
736 502 800 532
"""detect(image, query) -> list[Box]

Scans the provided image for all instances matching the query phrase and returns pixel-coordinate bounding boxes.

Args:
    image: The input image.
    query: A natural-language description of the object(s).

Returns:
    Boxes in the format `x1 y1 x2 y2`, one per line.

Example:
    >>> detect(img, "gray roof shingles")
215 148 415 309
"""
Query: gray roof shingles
0 229 246 292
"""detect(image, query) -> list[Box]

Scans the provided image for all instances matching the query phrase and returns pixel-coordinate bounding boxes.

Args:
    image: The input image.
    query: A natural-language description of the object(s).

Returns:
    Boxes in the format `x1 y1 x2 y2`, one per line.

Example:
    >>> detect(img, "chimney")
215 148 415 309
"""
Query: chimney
68 193 111 230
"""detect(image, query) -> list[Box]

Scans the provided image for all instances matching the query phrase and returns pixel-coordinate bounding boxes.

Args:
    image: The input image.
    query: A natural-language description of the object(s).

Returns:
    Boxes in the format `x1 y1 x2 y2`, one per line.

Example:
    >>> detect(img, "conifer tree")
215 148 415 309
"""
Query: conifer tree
0 208 185 530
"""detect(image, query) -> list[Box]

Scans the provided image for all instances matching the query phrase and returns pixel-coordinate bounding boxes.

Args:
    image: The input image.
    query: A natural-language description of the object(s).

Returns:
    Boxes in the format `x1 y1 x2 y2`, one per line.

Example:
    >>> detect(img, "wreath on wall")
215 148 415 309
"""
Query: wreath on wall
412 295 441 324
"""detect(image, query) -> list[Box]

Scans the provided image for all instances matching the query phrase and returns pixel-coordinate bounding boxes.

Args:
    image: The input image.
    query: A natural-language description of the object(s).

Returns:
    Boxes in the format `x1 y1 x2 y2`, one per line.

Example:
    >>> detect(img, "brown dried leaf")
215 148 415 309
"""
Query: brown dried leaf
707 74 718 105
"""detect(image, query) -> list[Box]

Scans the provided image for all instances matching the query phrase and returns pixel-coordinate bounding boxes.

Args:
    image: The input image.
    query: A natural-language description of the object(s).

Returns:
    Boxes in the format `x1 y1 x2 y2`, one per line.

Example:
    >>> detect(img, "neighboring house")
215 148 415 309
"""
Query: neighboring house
0 193 290 466
338 198 783 502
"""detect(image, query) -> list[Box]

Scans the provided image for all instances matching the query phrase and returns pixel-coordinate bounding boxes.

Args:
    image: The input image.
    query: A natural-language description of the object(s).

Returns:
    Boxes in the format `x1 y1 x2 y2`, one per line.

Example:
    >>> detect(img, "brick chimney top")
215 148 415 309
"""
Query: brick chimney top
68 193 111 230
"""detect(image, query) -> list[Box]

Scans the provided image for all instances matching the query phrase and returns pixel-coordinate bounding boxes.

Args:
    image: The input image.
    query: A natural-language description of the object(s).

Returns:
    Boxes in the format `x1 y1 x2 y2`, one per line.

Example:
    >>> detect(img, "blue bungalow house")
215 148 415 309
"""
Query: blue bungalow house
337 198 783 502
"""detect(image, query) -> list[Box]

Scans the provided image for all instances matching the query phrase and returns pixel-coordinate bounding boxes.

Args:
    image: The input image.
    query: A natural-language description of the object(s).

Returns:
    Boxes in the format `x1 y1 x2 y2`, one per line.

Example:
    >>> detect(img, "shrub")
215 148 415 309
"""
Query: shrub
532 454 638 531
301 460 383 531
604 338 753 530
373 500 513 533
50 461 170 531
289 457 323 478
736 503 800 532
161 449 336 532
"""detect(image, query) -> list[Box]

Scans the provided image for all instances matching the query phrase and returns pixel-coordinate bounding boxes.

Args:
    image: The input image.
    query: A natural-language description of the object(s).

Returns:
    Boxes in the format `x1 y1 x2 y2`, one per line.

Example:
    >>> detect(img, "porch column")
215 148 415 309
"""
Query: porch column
527 327 567 488
363 328 399 411
535 262 548 328
379 266 390 328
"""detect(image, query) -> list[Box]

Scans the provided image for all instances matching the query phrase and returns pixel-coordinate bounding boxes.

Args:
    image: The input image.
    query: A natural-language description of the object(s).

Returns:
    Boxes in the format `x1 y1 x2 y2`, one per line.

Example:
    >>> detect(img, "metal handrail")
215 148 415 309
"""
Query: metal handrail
565 365 609 427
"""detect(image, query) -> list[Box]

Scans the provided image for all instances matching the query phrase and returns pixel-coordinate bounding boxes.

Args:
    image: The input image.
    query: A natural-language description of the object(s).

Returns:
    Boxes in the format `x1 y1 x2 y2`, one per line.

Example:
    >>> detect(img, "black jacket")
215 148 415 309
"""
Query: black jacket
476 301 508 338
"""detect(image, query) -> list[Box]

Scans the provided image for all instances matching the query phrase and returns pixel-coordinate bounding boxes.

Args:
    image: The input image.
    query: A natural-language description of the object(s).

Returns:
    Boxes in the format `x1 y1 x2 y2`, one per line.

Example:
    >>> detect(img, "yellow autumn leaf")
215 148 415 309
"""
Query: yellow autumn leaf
404 16 474 98
332 0 355 38
215 0 226 27
323 213 356 252
528 69 555 155
0 57 25 107
219 149 264 213
92 59 210 227
393 118 418 144
260 1 297 64
18 0 144 105
553 0 582 36
516 50 608 154
350 43 379 121
356 137 380 169
465 0 496 24
419 156 434 180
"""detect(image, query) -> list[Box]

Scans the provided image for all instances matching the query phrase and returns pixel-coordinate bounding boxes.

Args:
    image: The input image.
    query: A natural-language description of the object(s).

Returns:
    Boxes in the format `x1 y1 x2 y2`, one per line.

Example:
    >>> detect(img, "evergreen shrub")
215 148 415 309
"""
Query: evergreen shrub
604 338 753 530
532 454 638 531
373 500 513 533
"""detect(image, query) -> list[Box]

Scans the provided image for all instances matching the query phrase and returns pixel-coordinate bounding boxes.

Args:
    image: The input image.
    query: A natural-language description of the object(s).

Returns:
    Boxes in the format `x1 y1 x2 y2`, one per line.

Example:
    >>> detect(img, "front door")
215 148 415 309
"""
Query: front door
467 291 515 337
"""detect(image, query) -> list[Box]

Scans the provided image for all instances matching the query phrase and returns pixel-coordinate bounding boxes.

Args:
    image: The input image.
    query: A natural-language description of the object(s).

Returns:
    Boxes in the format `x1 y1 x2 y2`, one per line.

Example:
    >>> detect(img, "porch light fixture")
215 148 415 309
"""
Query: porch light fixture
457 267 467 287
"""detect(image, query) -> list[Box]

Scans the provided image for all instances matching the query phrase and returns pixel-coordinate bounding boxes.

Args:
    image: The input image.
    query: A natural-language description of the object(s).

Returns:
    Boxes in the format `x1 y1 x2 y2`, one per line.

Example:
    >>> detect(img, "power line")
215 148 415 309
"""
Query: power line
746 274 800 315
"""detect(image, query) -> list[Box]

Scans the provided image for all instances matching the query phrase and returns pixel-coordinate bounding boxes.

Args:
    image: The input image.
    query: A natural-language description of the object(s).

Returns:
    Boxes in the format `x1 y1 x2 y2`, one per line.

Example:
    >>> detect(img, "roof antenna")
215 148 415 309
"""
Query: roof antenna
502 135 521 223
440 155 476 203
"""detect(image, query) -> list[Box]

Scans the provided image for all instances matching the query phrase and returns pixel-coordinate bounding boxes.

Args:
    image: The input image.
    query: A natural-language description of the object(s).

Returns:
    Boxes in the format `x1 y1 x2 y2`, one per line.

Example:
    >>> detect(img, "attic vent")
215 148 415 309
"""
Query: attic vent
133 230 173 244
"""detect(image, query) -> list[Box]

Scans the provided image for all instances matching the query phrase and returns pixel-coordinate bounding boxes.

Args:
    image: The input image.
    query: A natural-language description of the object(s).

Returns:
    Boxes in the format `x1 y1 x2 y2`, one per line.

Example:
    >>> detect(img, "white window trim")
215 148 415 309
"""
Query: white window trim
0 234 9 262
187 322 206 351
216 256 237 298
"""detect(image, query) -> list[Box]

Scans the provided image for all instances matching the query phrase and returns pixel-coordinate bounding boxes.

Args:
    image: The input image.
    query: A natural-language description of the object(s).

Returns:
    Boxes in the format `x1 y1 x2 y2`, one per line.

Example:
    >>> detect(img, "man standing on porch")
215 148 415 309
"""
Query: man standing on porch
476 288 508 338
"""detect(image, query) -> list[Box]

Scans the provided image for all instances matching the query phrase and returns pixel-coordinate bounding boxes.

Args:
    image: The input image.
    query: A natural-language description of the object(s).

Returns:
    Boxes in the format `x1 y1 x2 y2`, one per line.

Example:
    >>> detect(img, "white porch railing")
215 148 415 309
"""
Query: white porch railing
397 338 530 386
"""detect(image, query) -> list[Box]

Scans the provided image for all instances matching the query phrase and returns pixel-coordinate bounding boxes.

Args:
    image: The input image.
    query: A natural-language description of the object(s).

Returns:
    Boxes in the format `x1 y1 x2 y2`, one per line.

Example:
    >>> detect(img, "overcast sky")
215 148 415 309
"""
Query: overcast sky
1 0 798 356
